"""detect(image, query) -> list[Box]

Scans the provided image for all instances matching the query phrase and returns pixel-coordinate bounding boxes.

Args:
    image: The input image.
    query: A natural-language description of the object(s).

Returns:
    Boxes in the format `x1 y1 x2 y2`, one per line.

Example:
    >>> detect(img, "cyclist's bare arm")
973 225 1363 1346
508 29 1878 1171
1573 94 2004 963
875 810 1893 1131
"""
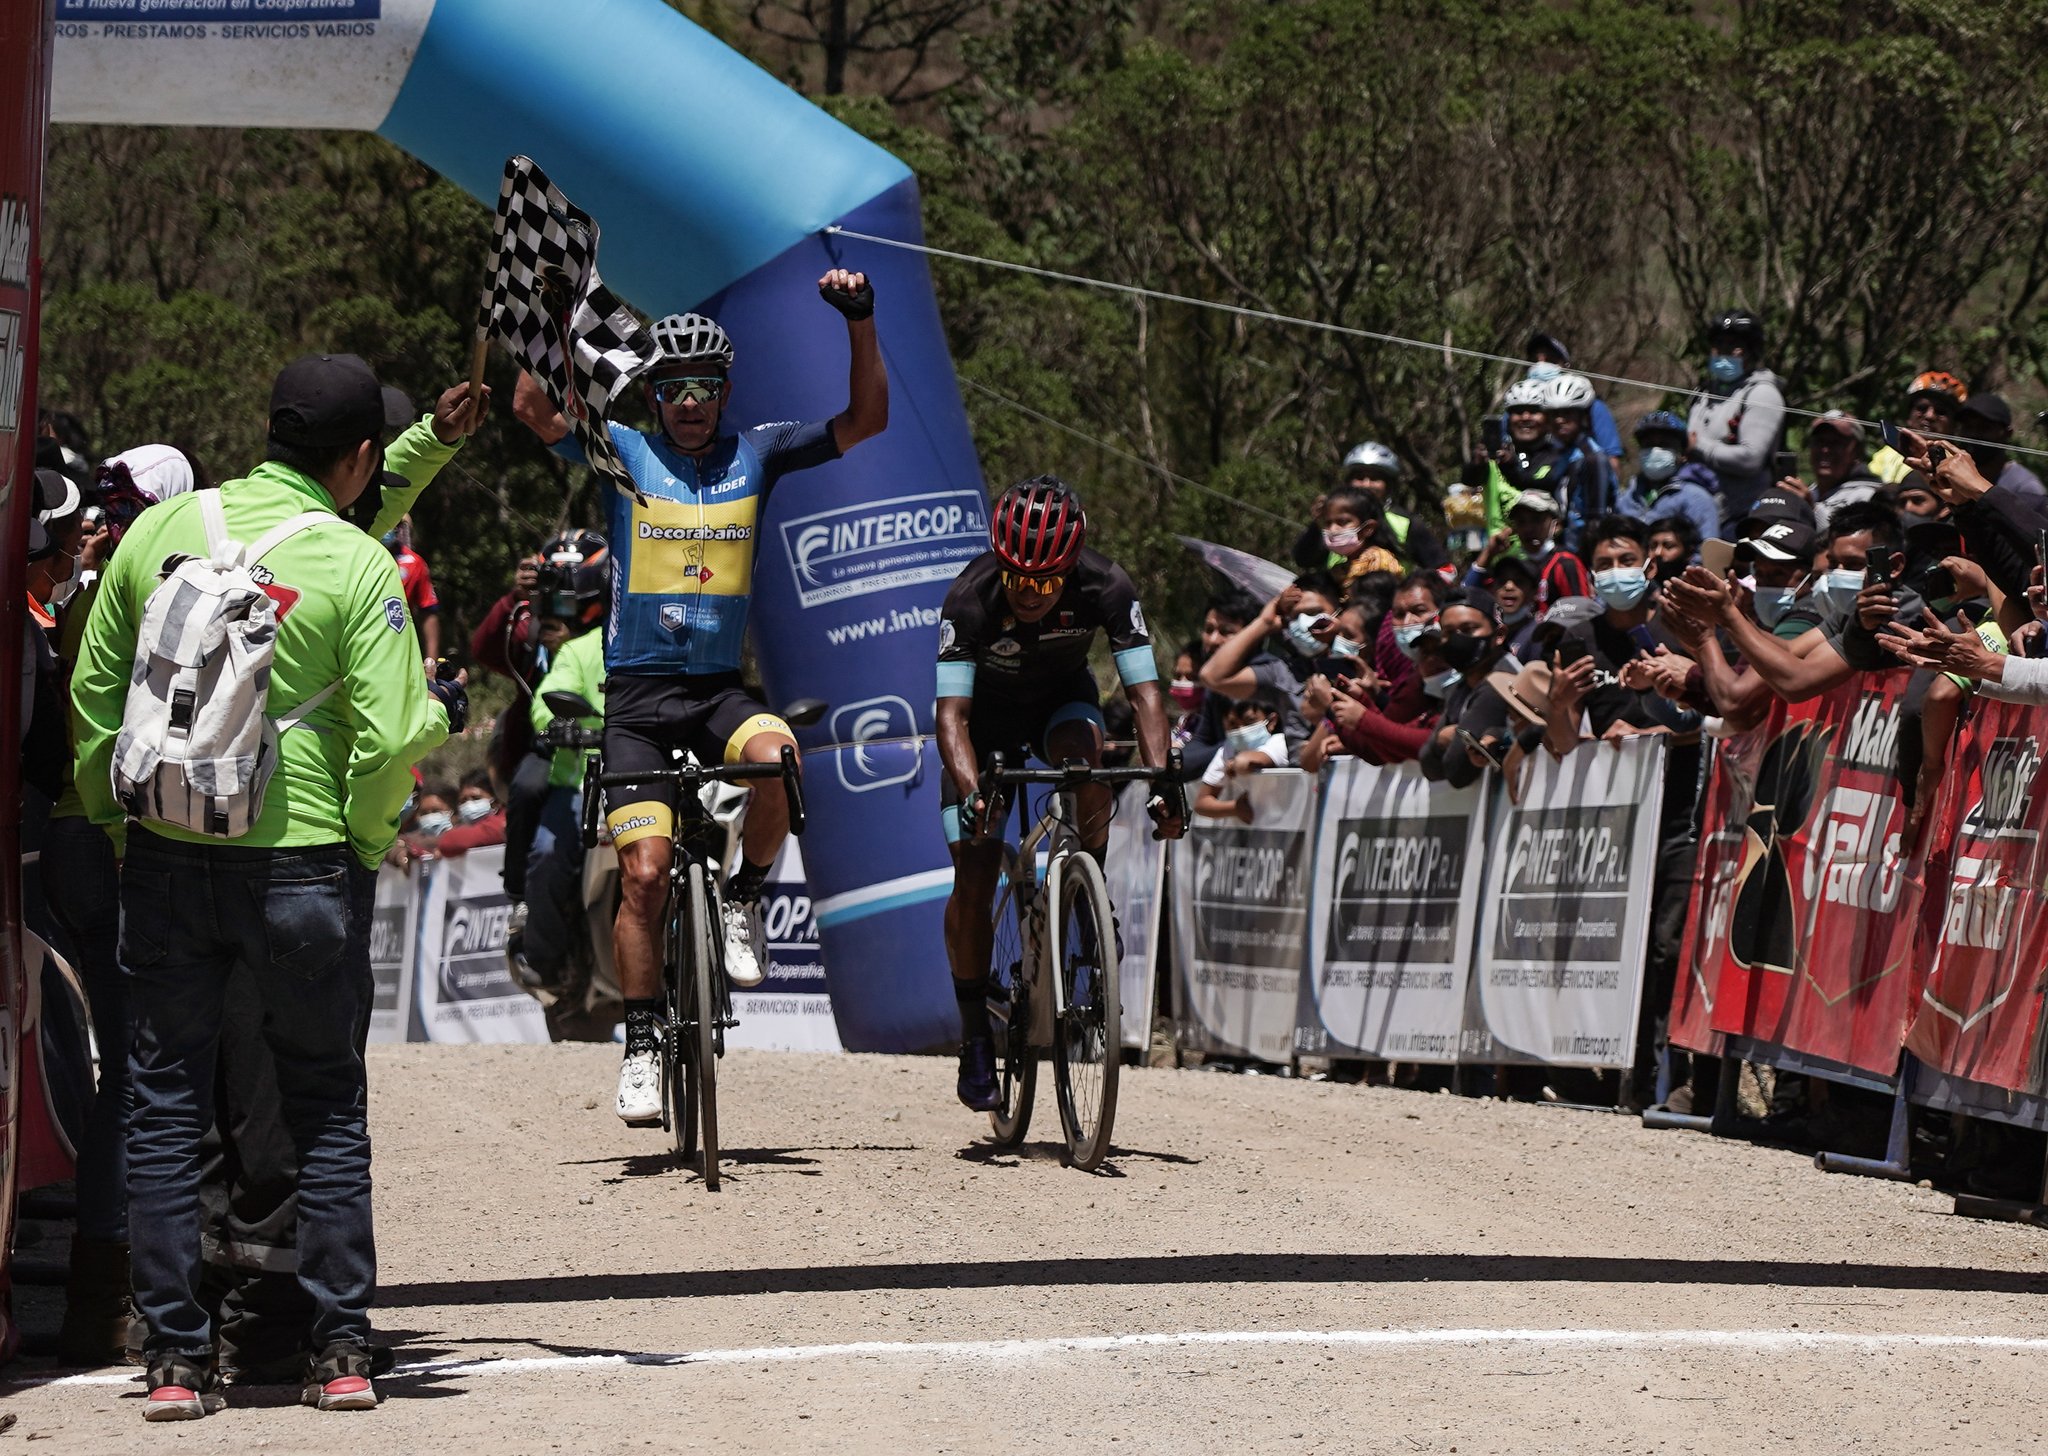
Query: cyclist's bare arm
1126 678 1187 839
512 370 569 445
936 695 980 820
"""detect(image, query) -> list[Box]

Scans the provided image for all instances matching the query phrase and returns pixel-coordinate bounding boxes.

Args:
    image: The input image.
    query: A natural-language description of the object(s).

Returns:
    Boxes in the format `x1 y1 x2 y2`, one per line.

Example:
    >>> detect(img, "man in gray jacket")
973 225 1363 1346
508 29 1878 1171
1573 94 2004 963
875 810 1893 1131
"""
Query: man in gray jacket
1686 309 1786 527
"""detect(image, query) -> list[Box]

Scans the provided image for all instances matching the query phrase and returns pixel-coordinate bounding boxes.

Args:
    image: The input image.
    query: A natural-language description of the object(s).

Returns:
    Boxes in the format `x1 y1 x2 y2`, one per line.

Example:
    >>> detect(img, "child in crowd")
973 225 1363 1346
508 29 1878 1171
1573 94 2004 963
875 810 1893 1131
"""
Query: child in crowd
1193 694 1287 823
1169 644 1205 746
1321 487 1405 597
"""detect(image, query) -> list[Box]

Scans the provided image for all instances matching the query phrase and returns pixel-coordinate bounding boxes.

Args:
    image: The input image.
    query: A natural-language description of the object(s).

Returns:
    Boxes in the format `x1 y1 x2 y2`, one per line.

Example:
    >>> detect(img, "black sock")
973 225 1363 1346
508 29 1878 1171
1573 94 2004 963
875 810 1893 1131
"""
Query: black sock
623 997 662 1051
955 975 991 1043
728 855 773 902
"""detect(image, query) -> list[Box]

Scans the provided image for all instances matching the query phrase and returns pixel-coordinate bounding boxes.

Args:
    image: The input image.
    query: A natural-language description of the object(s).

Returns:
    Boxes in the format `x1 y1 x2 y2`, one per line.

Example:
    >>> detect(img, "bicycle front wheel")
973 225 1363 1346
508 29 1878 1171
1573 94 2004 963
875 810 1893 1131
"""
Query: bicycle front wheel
986 848 1036 1147
1051 852 1120 1170
663 878 697 1158
687 861 723 1190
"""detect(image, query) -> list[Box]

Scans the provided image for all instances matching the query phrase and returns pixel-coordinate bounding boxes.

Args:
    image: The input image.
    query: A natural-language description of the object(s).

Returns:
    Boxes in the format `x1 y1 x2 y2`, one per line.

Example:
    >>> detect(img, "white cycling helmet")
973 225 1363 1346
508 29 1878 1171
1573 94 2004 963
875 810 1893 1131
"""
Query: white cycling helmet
1341 441 1401 479
650 312 735 369
1544 372 1596 411
1502 379 1549 410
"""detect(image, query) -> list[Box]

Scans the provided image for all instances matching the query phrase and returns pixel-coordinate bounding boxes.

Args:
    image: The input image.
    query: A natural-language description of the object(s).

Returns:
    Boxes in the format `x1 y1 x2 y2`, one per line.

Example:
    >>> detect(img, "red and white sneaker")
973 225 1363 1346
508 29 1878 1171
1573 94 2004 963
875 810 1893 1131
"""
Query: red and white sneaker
143 1356 226 1421
302 1342 380 1411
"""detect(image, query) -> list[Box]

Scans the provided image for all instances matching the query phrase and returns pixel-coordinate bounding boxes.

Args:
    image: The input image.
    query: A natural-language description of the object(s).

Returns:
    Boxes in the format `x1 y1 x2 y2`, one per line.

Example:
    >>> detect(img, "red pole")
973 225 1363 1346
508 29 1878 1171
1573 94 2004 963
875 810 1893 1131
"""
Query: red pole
0 0 56 1367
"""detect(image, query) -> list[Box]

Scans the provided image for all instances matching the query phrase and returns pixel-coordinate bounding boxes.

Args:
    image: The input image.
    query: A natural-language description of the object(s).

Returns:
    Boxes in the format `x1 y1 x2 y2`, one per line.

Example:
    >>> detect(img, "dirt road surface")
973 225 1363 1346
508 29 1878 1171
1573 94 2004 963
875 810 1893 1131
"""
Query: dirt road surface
8 1044 2048 1453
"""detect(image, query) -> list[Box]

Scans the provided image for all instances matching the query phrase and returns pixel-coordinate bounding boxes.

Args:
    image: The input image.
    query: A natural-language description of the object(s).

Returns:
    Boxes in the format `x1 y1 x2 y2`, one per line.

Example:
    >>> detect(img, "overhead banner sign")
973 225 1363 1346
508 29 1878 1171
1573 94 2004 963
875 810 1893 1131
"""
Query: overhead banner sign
412 845 550 1044
727 837 842 1054
1468 738 1665 1068
1105 782 1168 1052
1171 769 1314 1063
1295 759 1485 1063
1707 675 1924 1075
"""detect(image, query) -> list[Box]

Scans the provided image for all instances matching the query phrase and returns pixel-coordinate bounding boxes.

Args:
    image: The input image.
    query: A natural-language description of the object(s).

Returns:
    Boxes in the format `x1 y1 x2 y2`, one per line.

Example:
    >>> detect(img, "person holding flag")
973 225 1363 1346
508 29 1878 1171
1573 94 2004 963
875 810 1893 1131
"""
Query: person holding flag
511 268 887 1125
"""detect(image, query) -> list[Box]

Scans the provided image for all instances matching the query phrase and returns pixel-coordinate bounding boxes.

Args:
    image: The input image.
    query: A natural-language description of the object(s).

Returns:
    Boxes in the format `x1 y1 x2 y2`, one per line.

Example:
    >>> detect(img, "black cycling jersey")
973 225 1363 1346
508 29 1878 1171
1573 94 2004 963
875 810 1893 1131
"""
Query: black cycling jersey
935 548 1157 703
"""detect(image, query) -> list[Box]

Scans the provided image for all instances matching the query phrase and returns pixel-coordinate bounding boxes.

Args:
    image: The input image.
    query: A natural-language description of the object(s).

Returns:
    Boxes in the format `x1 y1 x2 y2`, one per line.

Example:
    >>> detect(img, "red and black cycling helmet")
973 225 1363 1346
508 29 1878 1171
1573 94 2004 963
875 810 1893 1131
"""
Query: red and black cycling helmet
990 474 1086 576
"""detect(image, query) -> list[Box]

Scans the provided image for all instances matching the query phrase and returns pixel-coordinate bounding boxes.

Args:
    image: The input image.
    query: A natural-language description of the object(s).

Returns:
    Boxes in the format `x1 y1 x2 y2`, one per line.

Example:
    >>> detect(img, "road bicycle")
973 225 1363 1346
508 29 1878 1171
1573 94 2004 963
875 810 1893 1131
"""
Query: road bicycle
980 751 1184 1170
546 690 812 1191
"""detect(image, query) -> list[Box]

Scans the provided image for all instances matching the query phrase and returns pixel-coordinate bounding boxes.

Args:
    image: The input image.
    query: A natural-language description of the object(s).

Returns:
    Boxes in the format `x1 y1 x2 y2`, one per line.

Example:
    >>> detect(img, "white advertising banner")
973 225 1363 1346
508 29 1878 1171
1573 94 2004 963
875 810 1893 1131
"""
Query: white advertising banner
1469 737 1666 1068
53 0 437 130
1104 782 1167 1051
1295 760 1487 1063
365 862 417 1045
727 837 843 1053
411 845 550 1044
1171 769 1314 1063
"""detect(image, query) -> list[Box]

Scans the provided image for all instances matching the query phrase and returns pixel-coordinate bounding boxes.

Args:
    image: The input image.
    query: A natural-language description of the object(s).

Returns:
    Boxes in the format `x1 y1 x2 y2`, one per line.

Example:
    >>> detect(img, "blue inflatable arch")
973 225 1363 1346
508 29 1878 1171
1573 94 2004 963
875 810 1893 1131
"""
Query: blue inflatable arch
54 0 988 1051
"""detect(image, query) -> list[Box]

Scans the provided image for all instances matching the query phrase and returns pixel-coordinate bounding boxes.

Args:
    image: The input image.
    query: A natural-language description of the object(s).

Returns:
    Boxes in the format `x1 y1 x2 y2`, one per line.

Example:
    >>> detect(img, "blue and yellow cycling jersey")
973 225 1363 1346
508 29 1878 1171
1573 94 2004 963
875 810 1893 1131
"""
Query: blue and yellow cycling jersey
558 419 840 675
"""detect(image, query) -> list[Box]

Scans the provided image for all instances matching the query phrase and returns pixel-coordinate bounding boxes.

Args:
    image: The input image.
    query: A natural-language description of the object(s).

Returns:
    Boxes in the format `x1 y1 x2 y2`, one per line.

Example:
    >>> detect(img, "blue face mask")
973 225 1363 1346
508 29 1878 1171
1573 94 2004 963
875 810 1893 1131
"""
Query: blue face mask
1327 634 1364 660
1392 619 1436 659
1753 584 1798 629
1821 567 1864 607
1527 362 1563 382
1707 353 1745 387
1284 612 1328 657
1225 723 1269 755
1422 666 1462 699
1593 566 1652 610
1640 446 1681 484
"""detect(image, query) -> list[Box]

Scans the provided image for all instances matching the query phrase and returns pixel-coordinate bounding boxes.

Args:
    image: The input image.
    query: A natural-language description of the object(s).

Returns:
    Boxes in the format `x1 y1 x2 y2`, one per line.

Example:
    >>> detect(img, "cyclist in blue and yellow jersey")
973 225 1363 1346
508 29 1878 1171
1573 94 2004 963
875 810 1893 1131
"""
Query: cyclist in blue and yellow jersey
936 476 1185 1112
512 268 886 1124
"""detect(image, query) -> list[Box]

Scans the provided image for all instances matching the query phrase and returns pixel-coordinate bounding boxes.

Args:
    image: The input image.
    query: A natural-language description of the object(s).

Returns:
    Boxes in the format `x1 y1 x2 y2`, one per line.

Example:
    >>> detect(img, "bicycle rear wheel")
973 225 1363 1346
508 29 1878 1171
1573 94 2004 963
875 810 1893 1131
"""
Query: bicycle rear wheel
687 861 722 1190
1051 852 1120 1170
986 847 1037 1147
663 876 697 1158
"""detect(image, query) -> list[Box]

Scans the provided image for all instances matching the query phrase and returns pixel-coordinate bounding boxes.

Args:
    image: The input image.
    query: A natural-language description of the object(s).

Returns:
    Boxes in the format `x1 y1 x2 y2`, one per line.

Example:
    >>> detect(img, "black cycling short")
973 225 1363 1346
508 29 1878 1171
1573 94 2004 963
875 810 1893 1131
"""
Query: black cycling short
939 675 1104 842
600 673 791 850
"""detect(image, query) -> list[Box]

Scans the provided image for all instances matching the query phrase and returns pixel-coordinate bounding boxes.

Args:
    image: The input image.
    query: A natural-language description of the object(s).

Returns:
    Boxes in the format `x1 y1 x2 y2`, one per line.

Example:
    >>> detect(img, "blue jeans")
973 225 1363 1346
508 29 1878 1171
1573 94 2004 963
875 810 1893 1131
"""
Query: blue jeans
122 830 375 1359
43 815 129 1243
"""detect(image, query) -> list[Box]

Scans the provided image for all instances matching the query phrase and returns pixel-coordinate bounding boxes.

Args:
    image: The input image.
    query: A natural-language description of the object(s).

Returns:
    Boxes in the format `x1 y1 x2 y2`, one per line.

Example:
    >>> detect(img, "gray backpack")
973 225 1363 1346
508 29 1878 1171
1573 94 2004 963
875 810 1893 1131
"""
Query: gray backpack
111 493 342 837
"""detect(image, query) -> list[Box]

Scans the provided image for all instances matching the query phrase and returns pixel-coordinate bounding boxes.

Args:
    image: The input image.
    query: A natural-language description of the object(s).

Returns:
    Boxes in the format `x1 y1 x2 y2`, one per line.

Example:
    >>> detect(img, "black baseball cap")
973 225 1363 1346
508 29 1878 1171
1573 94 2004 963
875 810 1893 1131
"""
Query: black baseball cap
1958 393 2013 430
1735 519 1819 562
1738 486 1816 537
268 354 388 450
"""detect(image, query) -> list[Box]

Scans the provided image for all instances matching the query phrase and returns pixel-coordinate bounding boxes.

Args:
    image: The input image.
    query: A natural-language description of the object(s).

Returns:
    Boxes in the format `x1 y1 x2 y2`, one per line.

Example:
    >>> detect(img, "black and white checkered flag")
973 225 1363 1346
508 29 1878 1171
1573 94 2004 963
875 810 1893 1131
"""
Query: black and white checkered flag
477 156 657 497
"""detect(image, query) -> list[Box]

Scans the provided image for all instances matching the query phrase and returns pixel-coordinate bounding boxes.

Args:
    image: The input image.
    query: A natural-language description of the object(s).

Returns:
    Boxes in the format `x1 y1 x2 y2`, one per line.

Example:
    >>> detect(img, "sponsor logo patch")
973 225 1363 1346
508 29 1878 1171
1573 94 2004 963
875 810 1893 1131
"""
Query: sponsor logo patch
830 695 920 793
660 603 687 632
383 597 406 633
779 491 987 609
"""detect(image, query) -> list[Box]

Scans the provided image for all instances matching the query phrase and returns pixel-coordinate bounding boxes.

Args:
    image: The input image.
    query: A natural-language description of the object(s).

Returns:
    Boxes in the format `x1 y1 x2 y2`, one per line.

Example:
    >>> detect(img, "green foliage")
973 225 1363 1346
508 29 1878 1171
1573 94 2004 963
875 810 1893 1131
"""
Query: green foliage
37 0 2048 665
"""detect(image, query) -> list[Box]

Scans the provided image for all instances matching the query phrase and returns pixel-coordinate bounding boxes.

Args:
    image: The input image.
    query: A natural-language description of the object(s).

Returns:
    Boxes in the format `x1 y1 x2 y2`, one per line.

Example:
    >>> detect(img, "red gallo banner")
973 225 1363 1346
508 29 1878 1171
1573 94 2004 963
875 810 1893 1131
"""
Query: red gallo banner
1904 695 2048 1094
1668 720 1774 1055
1707 674 1927 1076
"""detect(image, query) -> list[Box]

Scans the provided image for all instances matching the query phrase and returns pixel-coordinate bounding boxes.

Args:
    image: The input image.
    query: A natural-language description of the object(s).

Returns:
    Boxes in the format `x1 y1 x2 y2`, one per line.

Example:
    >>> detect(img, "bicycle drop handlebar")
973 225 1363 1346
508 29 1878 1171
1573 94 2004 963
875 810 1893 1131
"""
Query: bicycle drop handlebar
983 748 1188 833
596 743 807 837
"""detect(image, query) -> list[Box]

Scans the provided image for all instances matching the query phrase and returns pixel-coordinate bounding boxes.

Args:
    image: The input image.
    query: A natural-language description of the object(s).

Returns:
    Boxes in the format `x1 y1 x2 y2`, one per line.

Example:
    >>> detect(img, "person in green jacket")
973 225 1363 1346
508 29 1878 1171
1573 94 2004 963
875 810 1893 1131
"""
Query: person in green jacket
509 562 608 997
68 354 485 1421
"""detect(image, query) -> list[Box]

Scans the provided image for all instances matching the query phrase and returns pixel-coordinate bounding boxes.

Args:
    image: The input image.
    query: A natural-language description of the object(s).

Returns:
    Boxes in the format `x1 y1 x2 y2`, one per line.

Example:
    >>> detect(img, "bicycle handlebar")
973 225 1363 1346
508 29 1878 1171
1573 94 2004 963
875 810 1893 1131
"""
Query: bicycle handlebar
983 749 1189 836
595 743 807 837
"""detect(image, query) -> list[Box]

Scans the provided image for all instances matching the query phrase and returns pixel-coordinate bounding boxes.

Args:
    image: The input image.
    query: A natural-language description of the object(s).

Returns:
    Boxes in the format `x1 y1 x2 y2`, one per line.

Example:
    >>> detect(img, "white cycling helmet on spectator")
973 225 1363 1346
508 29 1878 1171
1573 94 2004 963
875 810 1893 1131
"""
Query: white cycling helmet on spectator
1502 379 1549 410
1341 441 1401 481
1544 372 1596 412
649 312 735 370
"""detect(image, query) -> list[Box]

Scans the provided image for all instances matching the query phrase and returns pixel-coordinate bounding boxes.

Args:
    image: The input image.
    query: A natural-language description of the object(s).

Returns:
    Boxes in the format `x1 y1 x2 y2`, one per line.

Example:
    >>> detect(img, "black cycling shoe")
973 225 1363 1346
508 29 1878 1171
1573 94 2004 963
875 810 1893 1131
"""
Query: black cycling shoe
957 1037 1001 1112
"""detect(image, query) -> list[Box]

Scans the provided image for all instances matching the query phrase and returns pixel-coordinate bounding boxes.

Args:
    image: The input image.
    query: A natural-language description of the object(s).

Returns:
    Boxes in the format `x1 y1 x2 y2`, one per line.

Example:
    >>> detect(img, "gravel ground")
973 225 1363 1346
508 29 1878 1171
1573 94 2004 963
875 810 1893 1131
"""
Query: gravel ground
7 1043 2048 1453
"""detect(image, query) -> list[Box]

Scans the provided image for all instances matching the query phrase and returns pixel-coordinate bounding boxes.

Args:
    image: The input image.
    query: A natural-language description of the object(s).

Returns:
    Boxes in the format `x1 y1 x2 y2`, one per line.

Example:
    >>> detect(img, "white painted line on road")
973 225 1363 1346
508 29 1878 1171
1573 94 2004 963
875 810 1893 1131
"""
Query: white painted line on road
18 1326 2048 1389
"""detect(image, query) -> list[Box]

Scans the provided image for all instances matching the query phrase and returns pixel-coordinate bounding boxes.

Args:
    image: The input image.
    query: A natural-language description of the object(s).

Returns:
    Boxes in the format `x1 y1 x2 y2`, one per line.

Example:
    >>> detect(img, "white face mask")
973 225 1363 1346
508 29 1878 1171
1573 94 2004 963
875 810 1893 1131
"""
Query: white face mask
1225 723 1270 755
1327 634 1364 660
456 798 494 825
415 810 454 838
1820 567 1865 606
45 552 82 607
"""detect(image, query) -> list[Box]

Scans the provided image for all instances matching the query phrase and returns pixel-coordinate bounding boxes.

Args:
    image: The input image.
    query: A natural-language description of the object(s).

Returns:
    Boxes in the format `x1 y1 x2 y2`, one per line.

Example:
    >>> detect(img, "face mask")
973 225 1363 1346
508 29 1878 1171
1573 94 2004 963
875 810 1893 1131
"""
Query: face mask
415 810 454 837
46 552 81 607
1327 634 1364 661
1323 526 1362 554
457 798 494 825
1392 618 1436 659
1169 678 1203 710
1528 362 1562 382
1593 566 1651 610
1285 613 1329 657
1821 567 1864 606
1437 631 1494 673
1707 353 1745 387
1640 446 1681 484
1225 723 1269 755
1753 585 1798 628
1422 667 1462 699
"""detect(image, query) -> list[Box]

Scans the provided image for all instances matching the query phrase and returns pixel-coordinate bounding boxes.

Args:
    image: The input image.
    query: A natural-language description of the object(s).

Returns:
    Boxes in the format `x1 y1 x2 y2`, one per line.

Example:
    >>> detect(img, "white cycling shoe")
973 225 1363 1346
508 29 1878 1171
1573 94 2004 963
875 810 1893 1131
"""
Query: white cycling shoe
615 1046 661 1124
723 896 766 988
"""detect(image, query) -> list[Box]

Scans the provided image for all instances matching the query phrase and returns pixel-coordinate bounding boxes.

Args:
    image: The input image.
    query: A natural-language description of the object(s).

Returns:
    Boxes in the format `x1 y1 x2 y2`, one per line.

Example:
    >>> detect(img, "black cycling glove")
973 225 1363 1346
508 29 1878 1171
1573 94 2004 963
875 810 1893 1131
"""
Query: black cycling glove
820 275 875 321
427 676 469 736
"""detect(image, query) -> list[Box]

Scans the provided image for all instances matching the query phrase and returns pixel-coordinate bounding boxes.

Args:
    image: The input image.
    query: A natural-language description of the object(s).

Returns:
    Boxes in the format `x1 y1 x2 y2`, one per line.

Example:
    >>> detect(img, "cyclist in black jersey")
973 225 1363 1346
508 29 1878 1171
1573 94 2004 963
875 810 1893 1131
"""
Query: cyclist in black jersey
936 476 1184 1111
